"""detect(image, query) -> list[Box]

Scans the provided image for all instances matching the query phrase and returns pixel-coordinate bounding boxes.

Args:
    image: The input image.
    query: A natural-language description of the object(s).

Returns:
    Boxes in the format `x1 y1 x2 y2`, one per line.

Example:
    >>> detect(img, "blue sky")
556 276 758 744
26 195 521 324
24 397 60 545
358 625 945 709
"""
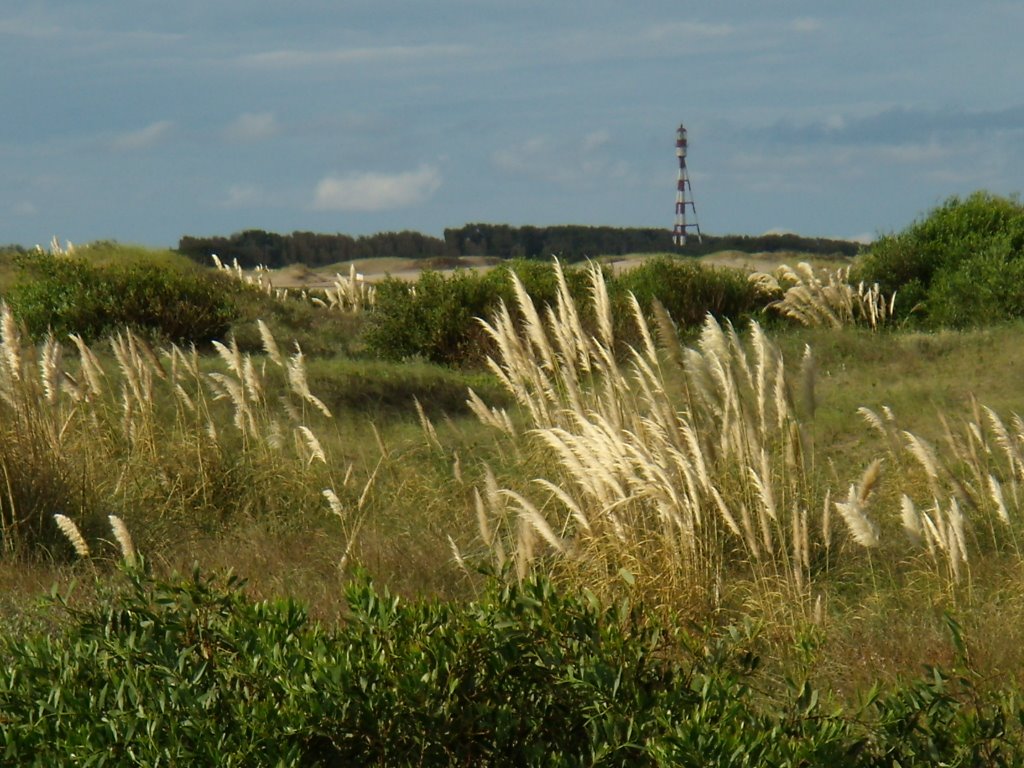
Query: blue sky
2 1 1022 248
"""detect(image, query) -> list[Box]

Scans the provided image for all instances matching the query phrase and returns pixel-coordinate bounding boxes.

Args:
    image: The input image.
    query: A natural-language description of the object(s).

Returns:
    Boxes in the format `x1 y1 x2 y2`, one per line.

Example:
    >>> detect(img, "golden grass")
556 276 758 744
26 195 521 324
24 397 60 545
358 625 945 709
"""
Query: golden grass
213 255 376 313
0 301 353 562
447 260 1024 633
461 260 885 617
856 395 1024 590
750 262 895 330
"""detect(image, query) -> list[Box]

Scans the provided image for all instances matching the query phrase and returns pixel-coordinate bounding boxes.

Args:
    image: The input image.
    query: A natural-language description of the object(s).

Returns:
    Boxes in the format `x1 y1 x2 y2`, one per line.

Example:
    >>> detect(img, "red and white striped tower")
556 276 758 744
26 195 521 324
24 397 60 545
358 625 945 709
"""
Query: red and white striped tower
673 123 701 246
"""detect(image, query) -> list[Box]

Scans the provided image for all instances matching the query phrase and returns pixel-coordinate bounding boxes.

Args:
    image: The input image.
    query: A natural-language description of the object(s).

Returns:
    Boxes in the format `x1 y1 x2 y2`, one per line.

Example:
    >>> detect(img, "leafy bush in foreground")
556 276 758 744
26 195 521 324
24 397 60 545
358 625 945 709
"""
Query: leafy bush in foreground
1 567 1020 766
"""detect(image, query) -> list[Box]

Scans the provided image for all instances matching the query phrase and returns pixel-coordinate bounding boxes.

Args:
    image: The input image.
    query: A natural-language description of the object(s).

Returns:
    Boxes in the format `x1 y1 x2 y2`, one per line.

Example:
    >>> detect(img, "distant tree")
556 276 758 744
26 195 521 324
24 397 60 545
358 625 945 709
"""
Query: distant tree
178 229 445 268
179 226 859 268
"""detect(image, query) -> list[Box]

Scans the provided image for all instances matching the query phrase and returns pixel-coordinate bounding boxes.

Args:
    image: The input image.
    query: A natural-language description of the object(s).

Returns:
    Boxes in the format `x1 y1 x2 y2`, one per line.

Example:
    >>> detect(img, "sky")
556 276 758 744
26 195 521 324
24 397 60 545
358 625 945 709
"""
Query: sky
2 1 1023 249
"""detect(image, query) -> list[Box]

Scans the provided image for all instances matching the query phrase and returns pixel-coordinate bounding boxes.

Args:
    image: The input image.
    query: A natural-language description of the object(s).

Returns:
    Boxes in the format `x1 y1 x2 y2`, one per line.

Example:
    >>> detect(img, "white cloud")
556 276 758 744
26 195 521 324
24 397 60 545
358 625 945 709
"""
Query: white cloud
224 112 280 142
493 130 631 186
644 21 735 42
312 165 442 212
493 136 549 174
823 114 846 132
872 142 947 165
0 16 182 47
238 44 470 70
790 17 824 34
110 120 173 151
581 130 611 154
221 184 268 208
0 18 65 40
12 200 37 216
730 138 951 180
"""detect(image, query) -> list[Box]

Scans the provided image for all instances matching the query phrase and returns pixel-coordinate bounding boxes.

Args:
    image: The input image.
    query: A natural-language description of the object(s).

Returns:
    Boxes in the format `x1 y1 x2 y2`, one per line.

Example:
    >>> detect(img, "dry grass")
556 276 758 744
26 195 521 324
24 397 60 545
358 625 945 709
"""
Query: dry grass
861 397 1024 589
750 262 895 330
0 301 356 563
214 255 376 312
455 260 885 619
453 260 1024 632
317 264 377 313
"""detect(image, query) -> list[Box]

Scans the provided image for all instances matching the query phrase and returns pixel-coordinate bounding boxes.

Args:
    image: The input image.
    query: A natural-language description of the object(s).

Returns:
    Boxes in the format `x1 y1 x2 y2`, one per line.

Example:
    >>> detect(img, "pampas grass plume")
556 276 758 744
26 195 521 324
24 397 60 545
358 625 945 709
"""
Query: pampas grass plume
108 515 137 566
54 514 89 558
323 488 344 518
298 426 327 464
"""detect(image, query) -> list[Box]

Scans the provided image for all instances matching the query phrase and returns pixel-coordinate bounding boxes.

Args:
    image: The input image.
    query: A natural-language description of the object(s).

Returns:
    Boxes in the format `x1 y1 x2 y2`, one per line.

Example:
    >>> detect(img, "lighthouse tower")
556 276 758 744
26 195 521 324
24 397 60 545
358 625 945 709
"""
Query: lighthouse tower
673 123 701 246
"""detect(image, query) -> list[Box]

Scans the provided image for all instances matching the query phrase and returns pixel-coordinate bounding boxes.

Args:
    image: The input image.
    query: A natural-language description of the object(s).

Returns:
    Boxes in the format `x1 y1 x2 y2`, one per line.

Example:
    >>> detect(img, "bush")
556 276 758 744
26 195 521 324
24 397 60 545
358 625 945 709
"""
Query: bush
926 241 1024 328
363 269 508 365
2 567 1019 766
6 252 238 345
615 256 764 330
228 288 365 358
364 259 764 367
854 191 1024 327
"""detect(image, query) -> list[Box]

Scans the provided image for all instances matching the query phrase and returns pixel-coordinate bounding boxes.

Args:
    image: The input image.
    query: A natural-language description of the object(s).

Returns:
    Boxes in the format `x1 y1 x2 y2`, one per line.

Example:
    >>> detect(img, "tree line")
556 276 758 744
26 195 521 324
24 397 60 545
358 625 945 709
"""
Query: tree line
177 225 860 269
177 230 447 269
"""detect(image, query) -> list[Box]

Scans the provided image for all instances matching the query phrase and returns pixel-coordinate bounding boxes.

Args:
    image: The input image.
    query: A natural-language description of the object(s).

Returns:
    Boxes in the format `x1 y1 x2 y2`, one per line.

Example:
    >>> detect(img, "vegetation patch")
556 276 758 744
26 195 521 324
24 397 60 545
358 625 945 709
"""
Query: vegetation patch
6 191 1024 761
6 249 238 345
855 191 1024 327
1 565 1018 766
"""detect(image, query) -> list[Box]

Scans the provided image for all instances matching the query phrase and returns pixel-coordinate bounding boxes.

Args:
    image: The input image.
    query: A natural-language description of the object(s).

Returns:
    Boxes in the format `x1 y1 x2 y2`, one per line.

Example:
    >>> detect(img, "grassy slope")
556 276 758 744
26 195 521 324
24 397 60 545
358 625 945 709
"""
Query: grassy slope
5 322 1023 675
2 244 1024 708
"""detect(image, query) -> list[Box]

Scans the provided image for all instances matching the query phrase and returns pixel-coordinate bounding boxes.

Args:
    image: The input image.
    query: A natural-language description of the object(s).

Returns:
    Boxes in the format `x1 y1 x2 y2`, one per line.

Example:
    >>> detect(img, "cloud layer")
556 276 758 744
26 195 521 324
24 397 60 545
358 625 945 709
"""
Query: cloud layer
223 112 280 142
313 165 442 212
110 121 173 151
1 3 1022 245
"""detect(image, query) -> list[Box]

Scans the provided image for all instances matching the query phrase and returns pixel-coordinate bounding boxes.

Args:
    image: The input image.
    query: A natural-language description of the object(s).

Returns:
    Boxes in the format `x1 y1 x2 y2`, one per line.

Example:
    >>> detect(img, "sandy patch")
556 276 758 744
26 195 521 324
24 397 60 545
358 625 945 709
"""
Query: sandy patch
259 251 852 290
264 255 504 288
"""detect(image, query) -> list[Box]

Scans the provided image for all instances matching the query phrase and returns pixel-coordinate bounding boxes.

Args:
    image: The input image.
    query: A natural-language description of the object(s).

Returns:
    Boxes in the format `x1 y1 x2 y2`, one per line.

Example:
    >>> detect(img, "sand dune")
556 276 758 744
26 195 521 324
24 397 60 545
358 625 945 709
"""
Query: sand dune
261 251 851 289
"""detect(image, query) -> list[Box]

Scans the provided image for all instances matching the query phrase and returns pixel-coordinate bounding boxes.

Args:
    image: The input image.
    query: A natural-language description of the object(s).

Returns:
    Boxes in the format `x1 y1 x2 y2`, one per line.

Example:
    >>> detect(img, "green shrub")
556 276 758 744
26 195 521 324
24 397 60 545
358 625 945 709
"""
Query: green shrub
926 240 1024 328
504 257 594 307
854 191 1024 327
229 288 365 357
2 567 1020 766
0 568 321 765
6 252 238 345
364 259 763 367
615 256 764 329
363 269 507 365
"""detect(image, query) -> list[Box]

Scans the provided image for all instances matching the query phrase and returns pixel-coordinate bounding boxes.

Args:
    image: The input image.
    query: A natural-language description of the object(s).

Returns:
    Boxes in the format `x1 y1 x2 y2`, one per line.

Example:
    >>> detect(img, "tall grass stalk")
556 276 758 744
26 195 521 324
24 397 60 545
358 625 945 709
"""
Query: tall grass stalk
467 261 874 616
0 302 348 559
750 262 896 330
864 399 1024 589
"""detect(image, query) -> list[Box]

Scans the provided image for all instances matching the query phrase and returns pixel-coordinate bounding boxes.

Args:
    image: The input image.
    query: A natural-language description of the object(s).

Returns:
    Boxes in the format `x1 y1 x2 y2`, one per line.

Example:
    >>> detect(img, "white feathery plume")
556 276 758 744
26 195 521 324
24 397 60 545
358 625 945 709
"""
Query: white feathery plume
501 489 565 553
323 488 344 518
108 515 137 566
257 320 284 367
54 514 89 558
533 477 591 536
1 303 22 382
834 484 879 548
39 335 63 405
297 426 327 464
900 494 922 545
988 474 1011 526
69 334 105 397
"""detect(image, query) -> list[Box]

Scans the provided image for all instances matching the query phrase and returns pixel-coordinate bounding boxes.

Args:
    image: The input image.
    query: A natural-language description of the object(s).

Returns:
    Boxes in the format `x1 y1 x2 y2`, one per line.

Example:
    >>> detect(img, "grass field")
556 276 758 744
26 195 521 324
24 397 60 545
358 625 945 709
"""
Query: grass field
3 236 1024 762
2 269 1022 669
